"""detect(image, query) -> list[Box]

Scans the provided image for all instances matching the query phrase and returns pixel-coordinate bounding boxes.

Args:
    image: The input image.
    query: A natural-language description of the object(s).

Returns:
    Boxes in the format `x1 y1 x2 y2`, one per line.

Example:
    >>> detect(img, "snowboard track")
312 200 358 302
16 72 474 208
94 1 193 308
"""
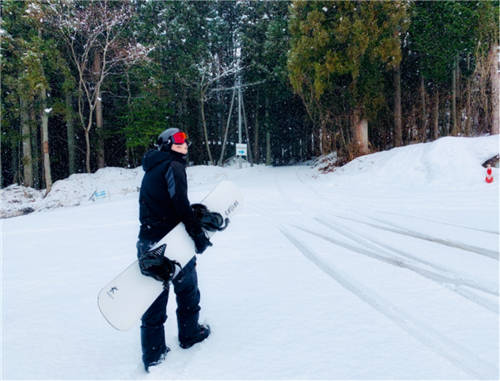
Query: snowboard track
264 170 498 312
247 175 499 378
294 168 500 236
295 221 498 314
279 227 498 380
374 210 500 236
315 217 499 296
331 213 498 261
273 169 497 295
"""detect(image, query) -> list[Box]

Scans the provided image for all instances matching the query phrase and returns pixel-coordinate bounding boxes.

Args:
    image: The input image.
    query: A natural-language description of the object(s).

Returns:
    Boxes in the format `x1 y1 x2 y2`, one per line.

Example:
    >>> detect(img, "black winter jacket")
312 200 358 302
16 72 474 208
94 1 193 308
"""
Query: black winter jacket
138 150 202 242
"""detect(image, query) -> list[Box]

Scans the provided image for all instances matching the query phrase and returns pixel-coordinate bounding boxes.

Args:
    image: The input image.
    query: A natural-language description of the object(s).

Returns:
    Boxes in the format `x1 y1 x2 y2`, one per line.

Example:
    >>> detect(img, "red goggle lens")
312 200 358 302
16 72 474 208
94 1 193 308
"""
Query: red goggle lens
171 131 188 144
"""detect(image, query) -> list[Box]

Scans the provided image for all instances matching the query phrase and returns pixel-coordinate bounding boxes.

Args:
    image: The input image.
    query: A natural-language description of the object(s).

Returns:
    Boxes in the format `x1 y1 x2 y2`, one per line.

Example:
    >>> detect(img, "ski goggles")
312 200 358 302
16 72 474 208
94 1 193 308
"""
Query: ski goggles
171 131 189 145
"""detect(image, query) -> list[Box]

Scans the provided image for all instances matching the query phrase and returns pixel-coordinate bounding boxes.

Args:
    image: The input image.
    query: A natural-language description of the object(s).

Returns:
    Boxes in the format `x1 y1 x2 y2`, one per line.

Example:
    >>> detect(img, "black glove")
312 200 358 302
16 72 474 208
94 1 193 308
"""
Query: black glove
191 231 212 254
139 244 179 283
191 204 229 232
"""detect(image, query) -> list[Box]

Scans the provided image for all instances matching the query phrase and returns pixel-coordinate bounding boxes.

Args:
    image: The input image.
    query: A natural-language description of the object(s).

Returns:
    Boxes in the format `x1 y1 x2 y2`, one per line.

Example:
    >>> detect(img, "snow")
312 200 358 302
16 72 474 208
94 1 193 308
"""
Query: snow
1 136 499 379
1 167 144 218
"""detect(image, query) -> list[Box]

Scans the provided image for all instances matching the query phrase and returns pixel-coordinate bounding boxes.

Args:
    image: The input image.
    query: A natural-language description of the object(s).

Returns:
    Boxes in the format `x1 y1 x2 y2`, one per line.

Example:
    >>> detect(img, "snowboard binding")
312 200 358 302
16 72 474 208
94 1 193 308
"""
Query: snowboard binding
138 244 181 285
191 203 229 232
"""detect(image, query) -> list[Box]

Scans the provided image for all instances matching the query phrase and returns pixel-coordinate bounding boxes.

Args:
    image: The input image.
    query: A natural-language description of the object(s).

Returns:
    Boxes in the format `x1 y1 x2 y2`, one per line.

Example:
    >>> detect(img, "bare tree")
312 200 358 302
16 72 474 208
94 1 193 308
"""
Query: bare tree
181 54 240 165
46 0 151 173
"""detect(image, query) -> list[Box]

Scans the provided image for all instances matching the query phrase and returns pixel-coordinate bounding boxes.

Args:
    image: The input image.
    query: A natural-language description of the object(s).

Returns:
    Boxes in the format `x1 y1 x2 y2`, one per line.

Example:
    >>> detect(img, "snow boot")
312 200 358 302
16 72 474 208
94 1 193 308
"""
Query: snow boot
179 324 211 349
144 345 170 372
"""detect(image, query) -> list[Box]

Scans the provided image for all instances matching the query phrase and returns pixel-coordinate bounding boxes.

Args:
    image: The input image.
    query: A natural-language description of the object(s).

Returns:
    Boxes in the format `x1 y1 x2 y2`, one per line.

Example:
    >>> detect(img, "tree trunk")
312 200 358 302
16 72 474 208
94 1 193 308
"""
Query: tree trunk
319 126 324 156
40 88 52 193
451 57 458 136
393 66 402 147
200 91 214 165
11 136 19 184
218 87 236 166
254 89 260 163
266 130 271 166
77 77 93 174
351 107 369 155
465 78 472 136
65 92 76 175
94 52 105 168
265 96 271 165
318 109 324 156
420 75 427 141
125 69 132 167
20 97 33 187
432 89 440 140
216 79 223 145
254 109 260 163
85 127 91 173
0 131 2 187
30 107 40 188
490 45 499 135
241 94 253 166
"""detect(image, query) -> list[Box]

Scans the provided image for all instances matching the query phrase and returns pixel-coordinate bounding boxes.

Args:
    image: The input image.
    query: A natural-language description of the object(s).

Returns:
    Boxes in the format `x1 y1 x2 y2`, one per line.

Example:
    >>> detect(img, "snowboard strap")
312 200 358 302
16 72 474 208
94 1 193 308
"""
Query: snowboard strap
191 203 230 232
139 244 181 285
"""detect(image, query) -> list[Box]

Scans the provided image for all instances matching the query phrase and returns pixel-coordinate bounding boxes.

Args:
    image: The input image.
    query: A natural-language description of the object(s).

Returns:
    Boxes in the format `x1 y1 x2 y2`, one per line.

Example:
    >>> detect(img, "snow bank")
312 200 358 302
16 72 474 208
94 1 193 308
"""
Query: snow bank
0 164 231 218
1 167 144 218
319 135 499 188
2 136 498 218
0 185 44 218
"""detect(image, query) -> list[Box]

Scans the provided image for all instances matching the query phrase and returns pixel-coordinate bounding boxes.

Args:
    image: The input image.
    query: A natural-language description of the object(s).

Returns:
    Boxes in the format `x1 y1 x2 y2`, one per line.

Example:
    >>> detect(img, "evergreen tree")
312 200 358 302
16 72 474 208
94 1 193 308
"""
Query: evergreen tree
289 0 406 157
407 0 498 139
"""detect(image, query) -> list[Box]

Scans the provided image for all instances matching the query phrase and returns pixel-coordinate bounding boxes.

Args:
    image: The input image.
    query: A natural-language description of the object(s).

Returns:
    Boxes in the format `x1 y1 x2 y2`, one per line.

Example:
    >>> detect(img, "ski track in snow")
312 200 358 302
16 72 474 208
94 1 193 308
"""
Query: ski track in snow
316 217 499 300
275 167 495 277
244 165 499 378
294 169 499 254
294 221 498 314
278 227 498 380
249 194 498 315
373 209 499 236
293 167 498 267
335 213 499 261
294 166 499 234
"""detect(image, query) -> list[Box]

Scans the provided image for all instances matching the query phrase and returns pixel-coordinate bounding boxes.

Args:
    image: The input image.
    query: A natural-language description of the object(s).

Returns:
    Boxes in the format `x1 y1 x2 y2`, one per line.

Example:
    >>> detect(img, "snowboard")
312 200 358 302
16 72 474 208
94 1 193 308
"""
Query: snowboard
97 180 243 331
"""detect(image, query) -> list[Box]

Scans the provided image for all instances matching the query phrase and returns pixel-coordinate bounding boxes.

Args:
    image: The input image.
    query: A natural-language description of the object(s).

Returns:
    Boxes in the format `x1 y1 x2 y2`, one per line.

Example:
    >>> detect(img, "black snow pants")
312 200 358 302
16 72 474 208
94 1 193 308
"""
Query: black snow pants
137 239 202 366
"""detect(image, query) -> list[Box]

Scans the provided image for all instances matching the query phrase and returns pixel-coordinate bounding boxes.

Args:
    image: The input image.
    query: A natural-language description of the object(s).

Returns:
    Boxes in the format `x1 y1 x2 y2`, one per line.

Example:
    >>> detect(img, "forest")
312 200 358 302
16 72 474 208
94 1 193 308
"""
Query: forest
1 0 498 191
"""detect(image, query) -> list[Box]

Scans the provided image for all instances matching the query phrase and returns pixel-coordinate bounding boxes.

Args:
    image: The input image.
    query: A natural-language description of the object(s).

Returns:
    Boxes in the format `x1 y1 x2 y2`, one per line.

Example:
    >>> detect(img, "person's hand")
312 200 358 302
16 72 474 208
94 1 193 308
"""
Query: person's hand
192 231 212 254
139 249 178 282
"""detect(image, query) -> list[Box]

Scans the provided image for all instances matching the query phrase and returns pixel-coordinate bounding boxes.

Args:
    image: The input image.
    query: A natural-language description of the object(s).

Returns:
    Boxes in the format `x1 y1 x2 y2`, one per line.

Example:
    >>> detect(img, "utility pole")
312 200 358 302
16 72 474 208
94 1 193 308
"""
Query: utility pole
237 75 242 169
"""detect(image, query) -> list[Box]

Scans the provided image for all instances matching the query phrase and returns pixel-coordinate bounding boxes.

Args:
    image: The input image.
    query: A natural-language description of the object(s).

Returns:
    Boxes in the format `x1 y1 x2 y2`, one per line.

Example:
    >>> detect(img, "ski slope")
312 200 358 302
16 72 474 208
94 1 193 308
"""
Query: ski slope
2 136 499 379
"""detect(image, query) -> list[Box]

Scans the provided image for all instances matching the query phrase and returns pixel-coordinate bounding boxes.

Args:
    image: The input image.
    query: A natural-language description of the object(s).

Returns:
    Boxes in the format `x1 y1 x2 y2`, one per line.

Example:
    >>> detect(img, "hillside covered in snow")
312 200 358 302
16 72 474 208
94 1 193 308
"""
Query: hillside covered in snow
2 135 499 379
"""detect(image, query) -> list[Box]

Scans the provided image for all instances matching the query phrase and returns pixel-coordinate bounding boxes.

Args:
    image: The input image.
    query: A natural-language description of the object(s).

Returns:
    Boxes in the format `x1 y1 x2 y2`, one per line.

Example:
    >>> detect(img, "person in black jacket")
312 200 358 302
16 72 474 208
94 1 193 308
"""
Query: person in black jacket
137 128 212 372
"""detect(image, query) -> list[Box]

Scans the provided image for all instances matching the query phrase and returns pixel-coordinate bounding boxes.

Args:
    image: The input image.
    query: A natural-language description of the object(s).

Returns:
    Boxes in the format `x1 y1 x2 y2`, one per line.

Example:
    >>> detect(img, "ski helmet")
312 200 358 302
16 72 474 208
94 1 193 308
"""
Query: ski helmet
157 128 188 151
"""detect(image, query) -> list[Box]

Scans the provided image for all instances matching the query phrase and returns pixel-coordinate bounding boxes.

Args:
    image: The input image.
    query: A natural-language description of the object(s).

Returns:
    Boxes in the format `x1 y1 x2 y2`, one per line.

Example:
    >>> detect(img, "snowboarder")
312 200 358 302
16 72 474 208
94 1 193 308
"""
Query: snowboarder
136 128 212 372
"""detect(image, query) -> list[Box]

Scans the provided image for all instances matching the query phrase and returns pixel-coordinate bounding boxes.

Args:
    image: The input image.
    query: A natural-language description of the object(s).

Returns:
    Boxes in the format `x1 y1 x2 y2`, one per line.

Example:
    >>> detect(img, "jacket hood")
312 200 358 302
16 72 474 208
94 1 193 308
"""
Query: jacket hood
142 150 186 172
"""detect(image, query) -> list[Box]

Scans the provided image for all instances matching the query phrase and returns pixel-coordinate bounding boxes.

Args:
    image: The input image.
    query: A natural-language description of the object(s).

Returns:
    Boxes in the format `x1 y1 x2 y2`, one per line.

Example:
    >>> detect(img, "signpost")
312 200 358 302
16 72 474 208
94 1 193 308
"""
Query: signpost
236 143 247 168
236 143 247 157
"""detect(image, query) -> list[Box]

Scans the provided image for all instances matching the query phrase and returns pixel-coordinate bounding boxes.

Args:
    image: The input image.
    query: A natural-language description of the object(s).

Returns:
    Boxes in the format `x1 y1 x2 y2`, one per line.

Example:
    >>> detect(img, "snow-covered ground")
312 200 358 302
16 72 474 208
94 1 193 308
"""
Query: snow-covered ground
1 136 499 379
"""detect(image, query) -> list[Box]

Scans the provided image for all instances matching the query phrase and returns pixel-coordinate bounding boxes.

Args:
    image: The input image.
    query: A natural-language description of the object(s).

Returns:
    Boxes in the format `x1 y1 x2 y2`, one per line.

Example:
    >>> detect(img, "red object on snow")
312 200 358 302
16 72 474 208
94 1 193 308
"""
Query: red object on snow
485 165 494 183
